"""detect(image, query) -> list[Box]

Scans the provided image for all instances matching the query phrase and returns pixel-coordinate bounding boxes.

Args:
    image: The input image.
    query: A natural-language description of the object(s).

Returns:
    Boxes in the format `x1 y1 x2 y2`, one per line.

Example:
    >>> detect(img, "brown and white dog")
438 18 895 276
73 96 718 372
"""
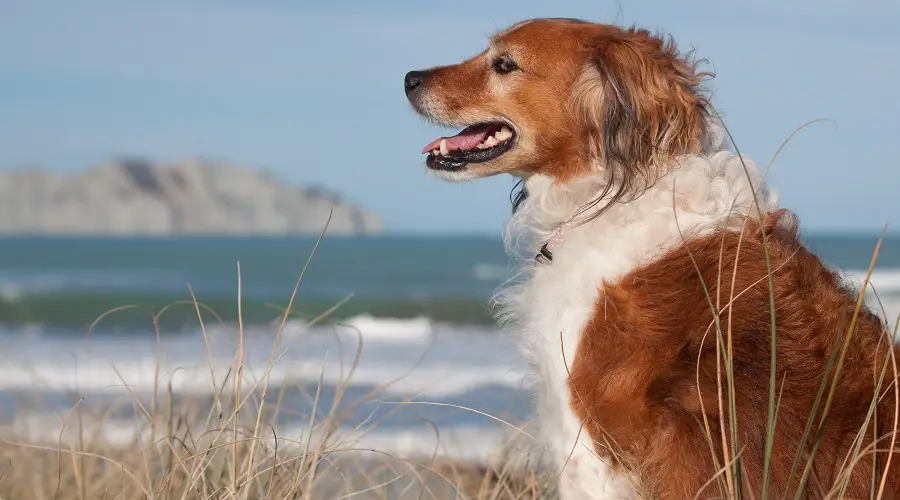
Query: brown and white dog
404 18 899 499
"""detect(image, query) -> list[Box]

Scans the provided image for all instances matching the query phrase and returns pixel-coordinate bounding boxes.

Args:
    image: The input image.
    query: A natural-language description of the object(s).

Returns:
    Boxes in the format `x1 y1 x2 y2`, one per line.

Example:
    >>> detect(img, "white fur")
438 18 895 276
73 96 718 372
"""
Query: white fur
495 121 779 499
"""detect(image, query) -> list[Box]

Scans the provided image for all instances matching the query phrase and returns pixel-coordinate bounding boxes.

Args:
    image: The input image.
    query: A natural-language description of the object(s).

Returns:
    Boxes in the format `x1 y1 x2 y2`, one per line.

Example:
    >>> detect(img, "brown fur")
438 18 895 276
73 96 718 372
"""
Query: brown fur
407 19 709 187
408 17 900 498
575 27 710 194
568 212 900 498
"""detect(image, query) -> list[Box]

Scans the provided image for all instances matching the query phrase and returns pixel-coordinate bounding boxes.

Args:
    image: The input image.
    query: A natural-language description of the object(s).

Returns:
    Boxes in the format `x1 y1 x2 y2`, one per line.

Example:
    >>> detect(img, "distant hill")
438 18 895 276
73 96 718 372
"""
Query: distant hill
0 159 380 236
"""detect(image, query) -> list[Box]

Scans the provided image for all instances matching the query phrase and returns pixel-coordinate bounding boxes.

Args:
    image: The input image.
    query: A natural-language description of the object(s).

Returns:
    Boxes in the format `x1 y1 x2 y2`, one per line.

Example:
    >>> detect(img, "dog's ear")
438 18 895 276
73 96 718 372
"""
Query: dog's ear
573 28 710 174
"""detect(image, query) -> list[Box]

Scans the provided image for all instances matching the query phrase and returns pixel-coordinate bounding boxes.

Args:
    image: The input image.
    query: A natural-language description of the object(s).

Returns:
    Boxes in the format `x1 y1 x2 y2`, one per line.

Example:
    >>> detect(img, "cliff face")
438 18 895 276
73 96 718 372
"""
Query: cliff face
0 159 380 236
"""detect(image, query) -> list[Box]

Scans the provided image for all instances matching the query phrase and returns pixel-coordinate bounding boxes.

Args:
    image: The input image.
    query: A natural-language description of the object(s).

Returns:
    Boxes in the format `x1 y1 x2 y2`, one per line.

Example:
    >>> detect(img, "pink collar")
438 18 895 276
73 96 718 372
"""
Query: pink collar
535 225 566 265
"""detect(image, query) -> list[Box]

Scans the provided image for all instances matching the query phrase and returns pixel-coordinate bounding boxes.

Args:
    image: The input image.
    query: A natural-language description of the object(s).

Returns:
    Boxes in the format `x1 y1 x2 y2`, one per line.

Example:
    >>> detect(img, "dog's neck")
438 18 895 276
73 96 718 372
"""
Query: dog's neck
506 172 610 264
534 219 568 264
511 119 737 265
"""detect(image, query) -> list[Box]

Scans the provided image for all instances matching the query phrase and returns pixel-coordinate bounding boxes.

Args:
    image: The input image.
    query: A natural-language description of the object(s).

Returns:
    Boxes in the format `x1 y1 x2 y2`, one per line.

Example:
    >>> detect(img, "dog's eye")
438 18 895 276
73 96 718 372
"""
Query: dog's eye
491 55 520 75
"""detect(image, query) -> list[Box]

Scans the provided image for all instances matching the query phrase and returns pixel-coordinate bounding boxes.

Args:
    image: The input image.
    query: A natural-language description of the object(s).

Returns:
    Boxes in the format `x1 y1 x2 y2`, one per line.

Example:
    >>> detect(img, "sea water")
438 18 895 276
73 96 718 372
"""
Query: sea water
0 234 897 461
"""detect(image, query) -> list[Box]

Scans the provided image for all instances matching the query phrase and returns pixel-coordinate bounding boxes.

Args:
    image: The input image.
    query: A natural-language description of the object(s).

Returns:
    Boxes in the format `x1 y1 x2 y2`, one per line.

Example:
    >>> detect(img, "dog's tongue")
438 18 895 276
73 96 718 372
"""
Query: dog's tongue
421 124 497 154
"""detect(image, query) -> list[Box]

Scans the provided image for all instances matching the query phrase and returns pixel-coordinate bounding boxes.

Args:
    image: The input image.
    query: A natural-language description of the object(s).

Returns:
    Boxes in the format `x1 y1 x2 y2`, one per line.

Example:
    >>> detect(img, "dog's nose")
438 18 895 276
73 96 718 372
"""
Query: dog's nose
404 70 427 97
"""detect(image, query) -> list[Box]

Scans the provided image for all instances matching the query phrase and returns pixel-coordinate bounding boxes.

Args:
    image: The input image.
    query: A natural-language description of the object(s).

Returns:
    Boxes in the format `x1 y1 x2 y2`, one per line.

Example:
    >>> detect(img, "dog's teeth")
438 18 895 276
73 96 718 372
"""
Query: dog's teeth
484 136 498 147
432 149 440 156
495 126 513 141
439 139 449 156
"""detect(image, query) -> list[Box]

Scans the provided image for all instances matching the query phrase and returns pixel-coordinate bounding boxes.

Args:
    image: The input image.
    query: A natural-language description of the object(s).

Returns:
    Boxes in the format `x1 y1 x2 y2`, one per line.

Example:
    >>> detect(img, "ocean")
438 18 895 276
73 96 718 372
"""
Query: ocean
0 234 898 461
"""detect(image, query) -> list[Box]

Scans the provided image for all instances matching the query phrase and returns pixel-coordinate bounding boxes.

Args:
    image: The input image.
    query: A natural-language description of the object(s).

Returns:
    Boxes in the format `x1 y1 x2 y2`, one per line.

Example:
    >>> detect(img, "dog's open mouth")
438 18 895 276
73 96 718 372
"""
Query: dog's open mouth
421 123 516 171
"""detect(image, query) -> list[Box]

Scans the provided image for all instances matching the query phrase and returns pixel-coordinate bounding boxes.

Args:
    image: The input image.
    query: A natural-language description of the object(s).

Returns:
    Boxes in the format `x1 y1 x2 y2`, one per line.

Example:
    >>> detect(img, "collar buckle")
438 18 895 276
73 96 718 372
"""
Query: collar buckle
534 243 553 265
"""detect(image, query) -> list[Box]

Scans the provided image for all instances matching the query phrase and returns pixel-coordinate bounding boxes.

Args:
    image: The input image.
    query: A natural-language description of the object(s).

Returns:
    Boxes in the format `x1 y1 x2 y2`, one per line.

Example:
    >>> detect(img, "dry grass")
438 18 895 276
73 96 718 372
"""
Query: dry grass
0 306 552 499
0 420 552 499
0 220 553 500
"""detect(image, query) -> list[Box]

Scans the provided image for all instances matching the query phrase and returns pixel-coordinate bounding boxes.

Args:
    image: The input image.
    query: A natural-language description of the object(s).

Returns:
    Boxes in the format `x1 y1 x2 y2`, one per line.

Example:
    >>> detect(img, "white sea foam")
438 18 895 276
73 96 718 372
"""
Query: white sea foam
844 269 900 293
0 355 526 399
283 314 436 342
0 411 513 464
0 317 531 469
0 266 898 405
842 269 900 322
0 320 527 400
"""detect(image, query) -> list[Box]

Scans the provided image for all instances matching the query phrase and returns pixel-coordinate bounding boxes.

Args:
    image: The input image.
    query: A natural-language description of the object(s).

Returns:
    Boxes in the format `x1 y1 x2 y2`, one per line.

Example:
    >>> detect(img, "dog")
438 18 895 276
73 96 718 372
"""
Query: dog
404 18 899 499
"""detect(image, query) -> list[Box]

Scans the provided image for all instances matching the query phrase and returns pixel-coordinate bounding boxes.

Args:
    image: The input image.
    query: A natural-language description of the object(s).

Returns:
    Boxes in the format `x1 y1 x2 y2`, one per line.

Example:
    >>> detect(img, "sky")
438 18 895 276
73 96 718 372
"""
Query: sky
1 0 898 235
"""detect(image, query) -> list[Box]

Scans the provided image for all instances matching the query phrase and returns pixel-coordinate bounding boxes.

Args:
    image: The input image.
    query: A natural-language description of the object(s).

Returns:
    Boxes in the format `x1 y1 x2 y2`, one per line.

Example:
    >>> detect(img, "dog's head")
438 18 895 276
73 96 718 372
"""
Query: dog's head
405 18 711 187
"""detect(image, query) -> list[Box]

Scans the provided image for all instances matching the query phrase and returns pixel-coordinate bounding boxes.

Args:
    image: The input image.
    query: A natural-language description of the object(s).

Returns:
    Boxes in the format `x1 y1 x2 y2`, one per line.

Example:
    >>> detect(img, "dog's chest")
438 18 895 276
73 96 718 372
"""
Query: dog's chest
522 235 645 370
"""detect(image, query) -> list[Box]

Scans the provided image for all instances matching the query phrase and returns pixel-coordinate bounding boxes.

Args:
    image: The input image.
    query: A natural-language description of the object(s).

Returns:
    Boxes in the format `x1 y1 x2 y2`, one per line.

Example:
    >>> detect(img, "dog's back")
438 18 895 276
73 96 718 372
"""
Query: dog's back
568 209 899 498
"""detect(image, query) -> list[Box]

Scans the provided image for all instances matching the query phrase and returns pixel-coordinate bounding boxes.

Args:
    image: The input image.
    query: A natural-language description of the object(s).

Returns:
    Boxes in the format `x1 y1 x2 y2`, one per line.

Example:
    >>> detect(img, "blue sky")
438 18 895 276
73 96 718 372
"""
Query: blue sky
1 1 898 235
